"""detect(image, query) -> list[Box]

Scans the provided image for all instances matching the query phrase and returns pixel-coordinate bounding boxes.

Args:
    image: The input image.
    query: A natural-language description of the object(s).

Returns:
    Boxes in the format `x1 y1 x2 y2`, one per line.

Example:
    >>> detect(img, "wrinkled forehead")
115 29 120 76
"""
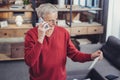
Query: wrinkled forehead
43 12 58 21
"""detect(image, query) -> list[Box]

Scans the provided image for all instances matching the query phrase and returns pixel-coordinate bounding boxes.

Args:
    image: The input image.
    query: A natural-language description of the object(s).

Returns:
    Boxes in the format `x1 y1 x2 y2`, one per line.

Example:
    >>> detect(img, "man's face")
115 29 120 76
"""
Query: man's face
43 12 58 28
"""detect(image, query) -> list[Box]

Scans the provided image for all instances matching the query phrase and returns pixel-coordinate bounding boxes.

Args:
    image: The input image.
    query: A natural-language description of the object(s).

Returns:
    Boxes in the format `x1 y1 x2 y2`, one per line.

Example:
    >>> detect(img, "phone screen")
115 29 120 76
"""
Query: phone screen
38 17 50 31
38 17 44 23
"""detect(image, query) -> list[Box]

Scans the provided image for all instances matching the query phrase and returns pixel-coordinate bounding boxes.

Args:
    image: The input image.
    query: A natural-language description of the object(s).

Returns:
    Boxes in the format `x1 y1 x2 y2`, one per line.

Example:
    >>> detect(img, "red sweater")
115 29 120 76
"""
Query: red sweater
24 26 91 80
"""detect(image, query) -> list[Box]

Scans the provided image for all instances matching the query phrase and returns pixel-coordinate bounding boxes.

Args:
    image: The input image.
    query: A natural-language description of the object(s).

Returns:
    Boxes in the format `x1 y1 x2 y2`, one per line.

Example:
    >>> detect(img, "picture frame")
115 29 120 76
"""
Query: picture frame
0 21 8 28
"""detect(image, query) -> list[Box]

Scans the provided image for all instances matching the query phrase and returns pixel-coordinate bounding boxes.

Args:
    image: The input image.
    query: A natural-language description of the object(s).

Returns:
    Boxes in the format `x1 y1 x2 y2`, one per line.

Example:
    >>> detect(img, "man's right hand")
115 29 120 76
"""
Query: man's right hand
37 23 46 43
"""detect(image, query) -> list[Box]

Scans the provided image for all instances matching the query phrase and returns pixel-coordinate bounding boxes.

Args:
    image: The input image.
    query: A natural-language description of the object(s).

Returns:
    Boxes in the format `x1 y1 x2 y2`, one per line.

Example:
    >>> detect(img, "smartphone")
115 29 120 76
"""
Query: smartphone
38 17 50 31
38 17 44 23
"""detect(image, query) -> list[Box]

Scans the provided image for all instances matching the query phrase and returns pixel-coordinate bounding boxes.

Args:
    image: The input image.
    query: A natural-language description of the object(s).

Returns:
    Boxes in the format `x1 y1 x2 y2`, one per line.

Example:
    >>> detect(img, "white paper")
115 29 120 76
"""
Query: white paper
88 57 99 70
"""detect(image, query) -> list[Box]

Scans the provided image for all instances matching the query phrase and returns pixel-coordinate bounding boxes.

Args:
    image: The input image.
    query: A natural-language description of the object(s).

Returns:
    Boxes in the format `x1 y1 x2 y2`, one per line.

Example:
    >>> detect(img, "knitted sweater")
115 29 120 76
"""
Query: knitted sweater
24 26 91 80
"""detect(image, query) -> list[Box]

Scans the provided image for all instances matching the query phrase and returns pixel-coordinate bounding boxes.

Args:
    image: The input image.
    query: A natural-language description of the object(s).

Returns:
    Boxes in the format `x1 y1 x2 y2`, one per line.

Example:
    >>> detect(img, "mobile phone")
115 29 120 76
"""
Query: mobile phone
38 17 44 23
38 17 50 31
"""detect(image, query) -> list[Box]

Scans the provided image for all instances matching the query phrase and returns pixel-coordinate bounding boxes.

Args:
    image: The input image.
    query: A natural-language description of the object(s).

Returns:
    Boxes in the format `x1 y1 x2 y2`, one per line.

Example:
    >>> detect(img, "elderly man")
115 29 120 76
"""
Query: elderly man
24 3 103 80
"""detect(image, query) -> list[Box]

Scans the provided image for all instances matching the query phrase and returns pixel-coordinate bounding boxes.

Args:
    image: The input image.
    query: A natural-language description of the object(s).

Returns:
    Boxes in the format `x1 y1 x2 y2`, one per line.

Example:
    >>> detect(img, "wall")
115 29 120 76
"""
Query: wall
107 0 120 39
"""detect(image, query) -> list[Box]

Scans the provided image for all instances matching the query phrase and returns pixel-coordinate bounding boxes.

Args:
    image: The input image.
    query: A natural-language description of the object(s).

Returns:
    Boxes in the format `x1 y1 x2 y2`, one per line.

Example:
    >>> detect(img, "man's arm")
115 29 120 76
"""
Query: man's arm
24 31 43 67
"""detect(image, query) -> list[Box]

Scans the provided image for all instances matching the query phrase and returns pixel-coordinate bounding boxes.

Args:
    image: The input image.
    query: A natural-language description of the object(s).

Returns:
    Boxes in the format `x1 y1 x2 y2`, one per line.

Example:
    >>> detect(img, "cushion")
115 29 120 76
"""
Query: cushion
101 36 120 70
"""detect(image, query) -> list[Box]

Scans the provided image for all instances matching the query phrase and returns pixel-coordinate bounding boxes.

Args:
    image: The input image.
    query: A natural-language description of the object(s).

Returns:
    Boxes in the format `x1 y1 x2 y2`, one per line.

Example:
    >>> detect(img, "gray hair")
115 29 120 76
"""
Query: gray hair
36 3 58 18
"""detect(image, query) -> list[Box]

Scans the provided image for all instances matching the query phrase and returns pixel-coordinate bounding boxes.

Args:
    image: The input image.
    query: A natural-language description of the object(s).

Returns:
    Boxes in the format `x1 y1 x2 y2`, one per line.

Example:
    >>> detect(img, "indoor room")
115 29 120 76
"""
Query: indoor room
0 0 120 80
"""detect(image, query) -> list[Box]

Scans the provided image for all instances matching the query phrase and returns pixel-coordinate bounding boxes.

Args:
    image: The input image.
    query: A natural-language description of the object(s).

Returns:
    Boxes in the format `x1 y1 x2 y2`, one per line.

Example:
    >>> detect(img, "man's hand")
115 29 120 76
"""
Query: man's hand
91 50 103 60
37 23 46 43
37 22 51 43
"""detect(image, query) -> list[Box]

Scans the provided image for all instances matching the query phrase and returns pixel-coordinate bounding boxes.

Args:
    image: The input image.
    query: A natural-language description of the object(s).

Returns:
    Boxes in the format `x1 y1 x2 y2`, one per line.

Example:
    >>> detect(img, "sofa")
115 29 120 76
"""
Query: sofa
67 36 120 80
0 36 120 80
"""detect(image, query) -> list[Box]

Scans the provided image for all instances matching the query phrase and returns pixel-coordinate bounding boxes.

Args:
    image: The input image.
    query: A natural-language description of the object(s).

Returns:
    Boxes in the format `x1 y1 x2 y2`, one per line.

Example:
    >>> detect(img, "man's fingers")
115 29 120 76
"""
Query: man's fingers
98 50 103 60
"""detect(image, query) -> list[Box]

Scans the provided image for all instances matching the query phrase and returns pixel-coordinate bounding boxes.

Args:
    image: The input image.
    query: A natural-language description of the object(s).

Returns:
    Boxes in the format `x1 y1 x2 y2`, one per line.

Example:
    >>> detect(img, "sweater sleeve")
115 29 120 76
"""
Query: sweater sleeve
66 33 92 62
24 31 43 67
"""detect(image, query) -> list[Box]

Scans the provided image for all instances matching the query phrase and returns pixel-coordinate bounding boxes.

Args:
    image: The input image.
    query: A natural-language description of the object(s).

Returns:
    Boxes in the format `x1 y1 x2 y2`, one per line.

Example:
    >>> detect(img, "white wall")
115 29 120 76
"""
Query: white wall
106 0 120 39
